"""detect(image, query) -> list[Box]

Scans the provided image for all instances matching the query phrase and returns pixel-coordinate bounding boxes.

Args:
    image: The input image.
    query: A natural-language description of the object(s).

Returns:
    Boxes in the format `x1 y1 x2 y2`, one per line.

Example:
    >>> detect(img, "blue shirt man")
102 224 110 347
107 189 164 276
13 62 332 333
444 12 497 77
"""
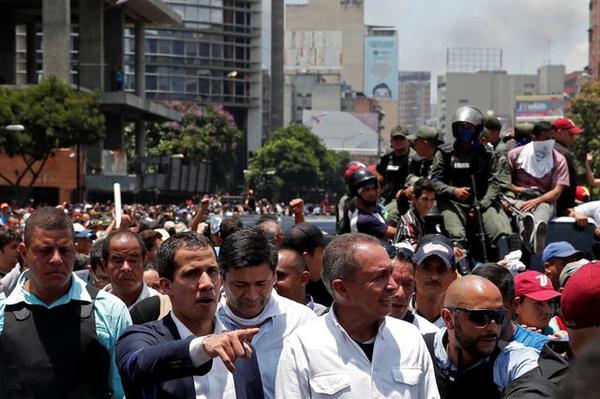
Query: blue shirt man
0 207 131 398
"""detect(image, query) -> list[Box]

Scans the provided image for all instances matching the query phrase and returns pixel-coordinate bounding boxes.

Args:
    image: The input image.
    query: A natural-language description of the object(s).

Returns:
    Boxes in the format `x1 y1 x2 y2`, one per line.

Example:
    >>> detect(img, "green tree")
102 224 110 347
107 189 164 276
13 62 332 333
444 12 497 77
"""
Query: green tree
571 81 600 184
132 102 242 192
247 124 349 201
0 76 105 200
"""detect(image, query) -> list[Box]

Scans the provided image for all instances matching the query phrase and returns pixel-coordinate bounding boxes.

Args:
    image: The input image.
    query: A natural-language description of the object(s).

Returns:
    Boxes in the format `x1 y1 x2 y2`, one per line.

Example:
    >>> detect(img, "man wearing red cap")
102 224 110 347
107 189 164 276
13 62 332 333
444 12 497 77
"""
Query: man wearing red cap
552 117 582 216
513 270 562 336
561 261 600 355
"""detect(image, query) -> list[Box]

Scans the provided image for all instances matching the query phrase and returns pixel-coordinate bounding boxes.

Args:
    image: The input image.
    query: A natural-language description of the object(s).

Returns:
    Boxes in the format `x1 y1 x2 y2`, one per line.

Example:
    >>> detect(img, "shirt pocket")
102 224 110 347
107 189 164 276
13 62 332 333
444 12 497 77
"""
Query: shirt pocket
392 367 423 386
309 373 351 397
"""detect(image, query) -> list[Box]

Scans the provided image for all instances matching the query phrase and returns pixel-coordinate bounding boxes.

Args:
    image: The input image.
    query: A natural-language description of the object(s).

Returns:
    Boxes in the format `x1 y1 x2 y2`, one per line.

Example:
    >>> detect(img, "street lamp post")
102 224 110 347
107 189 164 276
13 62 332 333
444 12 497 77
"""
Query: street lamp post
376 109 386 158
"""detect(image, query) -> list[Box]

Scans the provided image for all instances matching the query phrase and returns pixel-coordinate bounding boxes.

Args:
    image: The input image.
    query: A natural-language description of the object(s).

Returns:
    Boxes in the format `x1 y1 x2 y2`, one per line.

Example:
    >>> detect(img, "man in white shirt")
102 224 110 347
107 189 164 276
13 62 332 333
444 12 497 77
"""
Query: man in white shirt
101 231 159 309
217 226 316 399
116 231 262 398
275 233 439 398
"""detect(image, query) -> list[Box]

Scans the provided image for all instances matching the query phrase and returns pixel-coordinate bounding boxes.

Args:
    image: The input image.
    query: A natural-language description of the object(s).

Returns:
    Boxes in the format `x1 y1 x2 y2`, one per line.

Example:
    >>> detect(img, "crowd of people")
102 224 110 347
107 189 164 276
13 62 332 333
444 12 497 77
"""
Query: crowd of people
0 104 598 398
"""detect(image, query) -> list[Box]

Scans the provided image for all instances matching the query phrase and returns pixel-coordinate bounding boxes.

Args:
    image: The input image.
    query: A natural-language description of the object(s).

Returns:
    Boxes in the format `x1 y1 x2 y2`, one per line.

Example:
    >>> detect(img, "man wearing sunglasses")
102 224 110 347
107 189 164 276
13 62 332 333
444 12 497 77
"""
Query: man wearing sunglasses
423 275 539 398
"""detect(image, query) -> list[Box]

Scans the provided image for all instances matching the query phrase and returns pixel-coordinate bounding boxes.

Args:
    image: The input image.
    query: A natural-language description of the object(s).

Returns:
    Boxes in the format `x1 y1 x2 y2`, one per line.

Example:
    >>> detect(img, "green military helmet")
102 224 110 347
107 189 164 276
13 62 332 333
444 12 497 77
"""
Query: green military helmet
408 126 444 144
390 125 408 140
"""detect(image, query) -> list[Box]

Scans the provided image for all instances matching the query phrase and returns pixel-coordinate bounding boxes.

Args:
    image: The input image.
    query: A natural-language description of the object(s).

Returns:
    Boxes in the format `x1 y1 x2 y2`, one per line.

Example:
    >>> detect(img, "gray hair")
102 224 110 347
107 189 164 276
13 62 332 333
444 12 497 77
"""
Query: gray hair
322 233 381 299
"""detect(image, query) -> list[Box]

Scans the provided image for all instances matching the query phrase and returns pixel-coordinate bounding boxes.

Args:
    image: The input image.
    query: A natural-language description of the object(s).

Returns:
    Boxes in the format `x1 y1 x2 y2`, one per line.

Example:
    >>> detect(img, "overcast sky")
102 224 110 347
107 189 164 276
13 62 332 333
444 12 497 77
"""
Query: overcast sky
365 0 589 99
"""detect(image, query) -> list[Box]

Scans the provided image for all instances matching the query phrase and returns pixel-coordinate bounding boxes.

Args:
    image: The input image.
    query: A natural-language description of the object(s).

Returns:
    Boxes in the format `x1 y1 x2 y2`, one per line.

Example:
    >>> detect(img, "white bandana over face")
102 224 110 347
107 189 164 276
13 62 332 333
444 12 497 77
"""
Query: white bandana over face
517 139 555 178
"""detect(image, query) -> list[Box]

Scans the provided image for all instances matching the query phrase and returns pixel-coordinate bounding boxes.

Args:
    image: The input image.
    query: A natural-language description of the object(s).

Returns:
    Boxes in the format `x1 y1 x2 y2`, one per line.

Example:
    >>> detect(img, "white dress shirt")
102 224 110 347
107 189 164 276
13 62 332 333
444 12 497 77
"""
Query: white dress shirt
275 307 440 399
171 313 236 399
218 290 316 399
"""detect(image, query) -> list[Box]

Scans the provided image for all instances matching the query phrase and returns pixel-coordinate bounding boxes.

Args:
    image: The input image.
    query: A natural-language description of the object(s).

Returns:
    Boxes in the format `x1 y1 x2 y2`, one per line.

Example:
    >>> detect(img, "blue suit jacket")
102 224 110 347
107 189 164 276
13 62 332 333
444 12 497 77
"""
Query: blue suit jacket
116 313 263 399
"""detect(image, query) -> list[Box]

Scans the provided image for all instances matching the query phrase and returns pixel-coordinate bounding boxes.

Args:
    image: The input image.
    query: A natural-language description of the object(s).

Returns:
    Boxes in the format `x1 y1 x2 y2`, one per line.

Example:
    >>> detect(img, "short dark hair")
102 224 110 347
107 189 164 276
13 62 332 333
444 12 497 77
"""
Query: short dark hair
413 178 435 199
156 231 215 280
220 217 243 242
89 238 104 273
322 233 381 298
101 230 146 263
24 207 74 246
533 121 554 136
471 263 515 304
139 229 162 252
256 219 281 244
0 228 18 249
278 248 308 274
219 226 277 275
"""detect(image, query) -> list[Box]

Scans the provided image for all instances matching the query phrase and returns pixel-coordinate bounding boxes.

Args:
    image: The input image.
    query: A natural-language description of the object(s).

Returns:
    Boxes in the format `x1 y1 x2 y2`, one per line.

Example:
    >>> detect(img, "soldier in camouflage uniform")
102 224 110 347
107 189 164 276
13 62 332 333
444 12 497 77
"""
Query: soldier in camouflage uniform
431 106 514 261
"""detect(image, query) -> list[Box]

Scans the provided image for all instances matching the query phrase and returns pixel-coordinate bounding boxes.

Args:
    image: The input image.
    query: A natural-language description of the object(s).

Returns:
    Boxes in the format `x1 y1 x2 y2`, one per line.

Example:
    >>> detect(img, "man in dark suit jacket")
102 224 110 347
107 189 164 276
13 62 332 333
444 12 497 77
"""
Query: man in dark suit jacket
116 232 262 398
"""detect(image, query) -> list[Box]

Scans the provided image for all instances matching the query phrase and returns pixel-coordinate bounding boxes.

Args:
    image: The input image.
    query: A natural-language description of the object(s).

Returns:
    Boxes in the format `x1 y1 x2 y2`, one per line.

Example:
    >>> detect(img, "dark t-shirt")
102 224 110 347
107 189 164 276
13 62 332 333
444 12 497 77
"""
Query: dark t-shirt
351 208 387 239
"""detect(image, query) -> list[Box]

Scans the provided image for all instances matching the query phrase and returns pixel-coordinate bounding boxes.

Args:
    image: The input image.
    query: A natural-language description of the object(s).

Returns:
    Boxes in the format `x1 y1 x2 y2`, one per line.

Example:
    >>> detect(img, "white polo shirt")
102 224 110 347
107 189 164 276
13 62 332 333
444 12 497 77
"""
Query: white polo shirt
275 307 440 399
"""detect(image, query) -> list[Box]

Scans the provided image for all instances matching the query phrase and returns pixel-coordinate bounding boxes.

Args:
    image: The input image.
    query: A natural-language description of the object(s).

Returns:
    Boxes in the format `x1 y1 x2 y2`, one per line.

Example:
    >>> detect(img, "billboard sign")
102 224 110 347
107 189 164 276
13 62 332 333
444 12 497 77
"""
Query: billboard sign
364 35 399 100
514 95 564 119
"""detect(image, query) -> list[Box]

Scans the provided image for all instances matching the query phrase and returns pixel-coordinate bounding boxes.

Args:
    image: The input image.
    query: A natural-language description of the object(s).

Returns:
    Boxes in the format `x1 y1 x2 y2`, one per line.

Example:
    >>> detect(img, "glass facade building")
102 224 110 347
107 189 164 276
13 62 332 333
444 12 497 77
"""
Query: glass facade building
124 0 262 107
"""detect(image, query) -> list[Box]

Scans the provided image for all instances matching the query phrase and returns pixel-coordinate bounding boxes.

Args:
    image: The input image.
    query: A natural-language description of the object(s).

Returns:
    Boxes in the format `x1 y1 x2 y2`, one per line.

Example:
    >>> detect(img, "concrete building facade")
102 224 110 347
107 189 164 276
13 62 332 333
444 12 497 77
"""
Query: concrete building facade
437 66 565 138
0 0 183 203
590 0 600 80
123 0 281 156
398 71 431 133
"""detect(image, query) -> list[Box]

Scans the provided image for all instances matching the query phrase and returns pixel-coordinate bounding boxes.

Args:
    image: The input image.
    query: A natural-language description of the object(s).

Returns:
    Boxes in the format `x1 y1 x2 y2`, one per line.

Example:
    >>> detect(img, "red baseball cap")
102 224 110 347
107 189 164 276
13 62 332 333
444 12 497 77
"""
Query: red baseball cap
561 261 600 329
514 270 561 302
552 117 583 135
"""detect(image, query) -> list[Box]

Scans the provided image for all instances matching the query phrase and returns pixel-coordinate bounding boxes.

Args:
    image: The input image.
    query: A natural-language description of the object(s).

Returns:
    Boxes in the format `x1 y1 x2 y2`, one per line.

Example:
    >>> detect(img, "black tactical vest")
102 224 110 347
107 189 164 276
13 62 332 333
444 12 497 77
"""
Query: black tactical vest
423 332 502 399
0 284 110 399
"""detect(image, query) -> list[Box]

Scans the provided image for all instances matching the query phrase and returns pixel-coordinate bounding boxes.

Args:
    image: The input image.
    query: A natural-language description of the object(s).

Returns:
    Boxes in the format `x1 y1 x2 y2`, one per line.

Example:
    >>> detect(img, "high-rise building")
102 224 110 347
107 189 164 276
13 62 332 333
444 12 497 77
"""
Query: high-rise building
437 65 566 138
589 0 600 79
123 0 282 155
284 0 365 125
398 71 431 133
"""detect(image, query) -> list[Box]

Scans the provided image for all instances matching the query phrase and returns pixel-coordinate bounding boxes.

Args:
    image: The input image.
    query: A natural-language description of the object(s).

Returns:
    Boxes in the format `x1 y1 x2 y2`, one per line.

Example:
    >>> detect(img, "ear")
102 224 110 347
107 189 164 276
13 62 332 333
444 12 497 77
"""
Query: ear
159 277 172 295
441 308 454 330
18 242 27 263
331 278 349 303
300 270 311 287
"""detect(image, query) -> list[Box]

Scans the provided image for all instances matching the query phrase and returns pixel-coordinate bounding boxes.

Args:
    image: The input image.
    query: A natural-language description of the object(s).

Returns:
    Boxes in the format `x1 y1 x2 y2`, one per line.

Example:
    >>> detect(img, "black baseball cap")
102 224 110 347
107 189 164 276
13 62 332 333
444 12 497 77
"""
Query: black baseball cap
414 234 456 270
282 222 333 253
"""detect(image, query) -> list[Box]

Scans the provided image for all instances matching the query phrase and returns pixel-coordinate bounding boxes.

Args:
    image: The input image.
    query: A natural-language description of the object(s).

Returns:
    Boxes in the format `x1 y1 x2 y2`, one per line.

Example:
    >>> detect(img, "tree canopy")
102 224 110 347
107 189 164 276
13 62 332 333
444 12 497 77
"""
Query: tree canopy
0 76 105 196
571 81 600 180
246 124 349 201
132 102 243 193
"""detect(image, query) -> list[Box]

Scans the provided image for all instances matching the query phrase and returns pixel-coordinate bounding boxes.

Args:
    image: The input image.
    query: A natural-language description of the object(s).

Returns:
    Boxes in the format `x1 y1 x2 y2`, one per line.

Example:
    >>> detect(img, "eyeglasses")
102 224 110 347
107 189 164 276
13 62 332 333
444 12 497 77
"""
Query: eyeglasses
446 307 507 327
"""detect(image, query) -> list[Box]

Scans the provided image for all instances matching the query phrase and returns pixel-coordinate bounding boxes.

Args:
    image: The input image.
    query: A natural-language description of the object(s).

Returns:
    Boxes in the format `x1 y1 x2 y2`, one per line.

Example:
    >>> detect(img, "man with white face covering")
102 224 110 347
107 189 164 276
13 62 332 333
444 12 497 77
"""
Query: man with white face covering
507 121 570 254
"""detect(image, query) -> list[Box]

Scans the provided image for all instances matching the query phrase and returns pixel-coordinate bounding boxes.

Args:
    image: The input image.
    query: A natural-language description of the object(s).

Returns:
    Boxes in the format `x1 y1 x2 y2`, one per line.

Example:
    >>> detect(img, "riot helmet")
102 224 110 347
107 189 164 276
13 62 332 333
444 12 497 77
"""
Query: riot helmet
348 169 378 197
451 105 484 140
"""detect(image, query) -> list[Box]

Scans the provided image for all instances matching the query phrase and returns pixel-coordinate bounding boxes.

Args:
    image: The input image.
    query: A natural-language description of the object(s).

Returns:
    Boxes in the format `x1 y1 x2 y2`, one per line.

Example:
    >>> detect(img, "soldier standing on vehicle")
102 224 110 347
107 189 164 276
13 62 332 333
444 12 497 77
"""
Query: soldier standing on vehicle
431 106 514 262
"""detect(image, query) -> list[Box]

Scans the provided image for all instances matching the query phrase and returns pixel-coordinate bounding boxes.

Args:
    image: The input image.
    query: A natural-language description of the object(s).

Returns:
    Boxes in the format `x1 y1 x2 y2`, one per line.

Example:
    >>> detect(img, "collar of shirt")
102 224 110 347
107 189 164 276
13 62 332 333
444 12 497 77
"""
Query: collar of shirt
171 311 225 339
433 327 488 375
326 305 388 345
219 289 283 329
103 282 158 309
6 270 91 308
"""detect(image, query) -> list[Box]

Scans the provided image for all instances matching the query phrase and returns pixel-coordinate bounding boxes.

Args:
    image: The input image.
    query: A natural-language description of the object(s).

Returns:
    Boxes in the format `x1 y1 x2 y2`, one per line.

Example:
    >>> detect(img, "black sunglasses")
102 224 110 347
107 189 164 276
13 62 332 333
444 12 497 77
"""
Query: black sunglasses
446 307 507 327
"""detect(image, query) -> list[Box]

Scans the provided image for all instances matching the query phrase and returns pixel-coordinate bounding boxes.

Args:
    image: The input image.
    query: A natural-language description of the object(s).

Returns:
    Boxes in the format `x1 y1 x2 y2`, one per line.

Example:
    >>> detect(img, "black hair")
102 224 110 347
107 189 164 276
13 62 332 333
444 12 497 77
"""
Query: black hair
89 238 104 273
24 207 73 246
413 178 435 199
139 229 163 252
101 230 146 263
155 231 214 280
220 217 243 242
471 263 515 304
0 228 18 249
219 226 277 275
